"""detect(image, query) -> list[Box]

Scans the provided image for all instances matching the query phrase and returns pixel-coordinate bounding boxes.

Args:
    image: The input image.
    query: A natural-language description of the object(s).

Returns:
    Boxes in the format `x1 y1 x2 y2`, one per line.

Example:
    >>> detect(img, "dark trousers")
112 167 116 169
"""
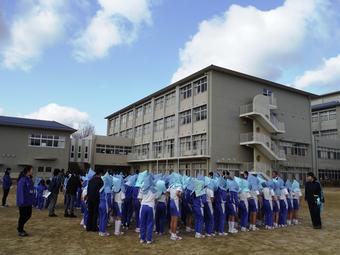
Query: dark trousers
2 188 10 206
17 206 32 232
308 201 321 228
64 194 75 215
48 193 58 216
86 200 99 231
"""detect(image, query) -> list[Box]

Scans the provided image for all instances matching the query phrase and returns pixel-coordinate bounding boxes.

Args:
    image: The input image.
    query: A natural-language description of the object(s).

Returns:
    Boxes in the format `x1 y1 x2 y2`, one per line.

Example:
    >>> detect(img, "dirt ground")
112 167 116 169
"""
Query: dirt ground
0 188 339 255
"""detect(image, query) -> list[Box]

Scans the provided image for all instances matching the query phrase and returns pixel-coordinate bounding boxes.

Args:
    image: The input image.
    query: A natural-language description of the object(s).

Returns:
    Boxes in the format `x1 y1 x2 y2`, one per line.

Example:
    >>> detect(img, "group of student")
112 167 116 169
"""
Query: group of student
80 168 305 244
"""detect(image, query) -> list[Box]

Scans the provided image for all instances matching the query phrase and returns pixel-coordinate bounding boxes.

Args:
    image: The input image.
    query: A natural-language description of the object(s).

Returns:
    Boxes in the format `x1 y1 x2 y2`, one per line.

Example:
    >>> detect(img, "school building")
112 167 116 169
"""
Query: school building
105 65 317 182
0 116 76 178
311 91 340 184
69 135 133 174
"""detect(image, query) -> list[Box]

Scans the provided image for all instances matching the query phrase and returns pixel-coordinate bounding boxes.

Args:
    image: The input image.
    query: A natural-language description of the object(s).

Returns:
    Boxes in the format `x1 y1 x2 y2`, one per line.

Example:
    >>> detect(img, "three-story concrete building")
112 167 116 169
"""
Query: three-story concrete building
105 65 316 181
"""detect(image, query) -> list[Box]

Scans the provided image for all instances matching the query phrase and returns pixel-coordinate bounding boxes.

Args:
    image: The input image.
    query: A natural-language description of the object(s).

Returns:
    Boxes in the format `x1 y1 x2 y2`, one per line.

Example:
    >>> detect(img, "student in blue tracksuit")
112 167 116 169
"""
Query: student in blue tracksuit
204 177 215 237
155 182 167 235
139 174 157 244
16 166 34 237
2 168 12 207
169 185 183 240
272 171 281 228
122 175 136 229
214 177 228 236
113 176 125 236
191 178 206 239
132 185 141 233
98 172 113 237
247 172 260 231
274 172 288 228
36 179 47 210
238 172 250 232
292 177 302 225
262 181 275 229
226 172 239 234
285 176 294 226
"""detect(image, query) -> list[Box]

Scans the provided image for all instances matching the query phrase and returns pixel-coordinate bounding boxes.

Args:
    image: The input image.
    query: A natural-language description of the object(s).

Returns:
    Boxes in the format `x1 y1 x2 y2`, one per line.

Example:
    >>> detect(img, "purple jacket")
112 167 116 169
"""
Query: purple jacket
16 176 34 207
2 174 12 190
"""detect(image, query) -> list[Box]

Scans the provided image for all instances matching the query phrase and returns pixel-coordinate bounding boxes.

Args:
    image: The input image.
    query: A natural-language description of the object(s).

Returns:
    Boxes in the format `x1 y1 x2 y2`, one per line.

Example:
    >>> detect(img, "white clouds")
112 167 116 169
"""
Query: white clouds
0 107 4 115
294 54 340 90
1 0 66 71
171 0 325 82
24 103 89 129
72 0 153 62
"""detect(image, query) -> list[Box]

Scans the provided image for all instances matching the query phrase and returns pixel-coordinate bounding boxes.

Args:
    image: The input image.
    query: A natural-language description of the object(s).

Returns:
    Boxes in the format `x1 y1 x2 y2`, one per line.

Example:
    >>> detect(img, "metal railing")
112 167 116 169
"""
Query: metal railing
240 103 285 132
240 132 286 160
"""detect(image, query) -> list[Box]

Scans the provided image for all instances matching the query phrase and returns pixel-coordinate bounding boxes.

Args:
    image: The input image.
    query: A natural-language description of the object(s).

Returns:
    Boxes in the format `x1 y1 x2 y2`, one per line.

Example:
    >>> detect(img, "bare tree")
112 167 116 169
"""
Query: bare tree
72 122 95 139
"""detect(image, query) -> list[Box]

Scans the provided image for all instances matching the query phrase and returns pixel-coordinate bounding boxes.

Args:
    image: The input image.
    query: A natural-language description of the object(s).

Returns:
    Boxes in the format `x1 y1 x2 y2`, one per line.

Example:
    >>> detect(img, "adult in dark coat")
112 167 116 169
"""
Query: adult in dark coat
305 172 324 229
64 172 81 217
86 169 104 232
2 168 12 207
16 166 34 237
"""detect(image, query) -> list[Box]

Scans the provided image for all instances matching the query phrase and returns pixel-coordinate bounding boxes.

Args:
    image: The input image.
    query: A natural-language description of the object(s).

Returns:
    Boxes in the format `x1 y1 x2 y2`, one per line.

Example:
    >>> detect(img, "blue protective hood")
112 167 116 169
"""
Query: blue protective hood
135 170 148 188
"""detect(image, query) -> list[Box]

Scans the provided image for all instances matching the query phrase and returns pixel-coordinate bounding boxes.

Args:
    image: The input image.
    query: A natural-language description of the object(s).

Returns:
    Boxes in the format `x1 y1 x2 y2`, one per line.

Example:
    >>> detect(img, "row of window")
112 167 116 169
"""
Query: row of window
313 129 338 139
319 169 340 181
96 144 132 155
318 146 340 160
29 134 65 148
110 77 207 132
280 142 308 157
312 109 336 122
180 77 208 100
37 166 52 173
180 105 207 126
132 134 207 158
70 145 89 159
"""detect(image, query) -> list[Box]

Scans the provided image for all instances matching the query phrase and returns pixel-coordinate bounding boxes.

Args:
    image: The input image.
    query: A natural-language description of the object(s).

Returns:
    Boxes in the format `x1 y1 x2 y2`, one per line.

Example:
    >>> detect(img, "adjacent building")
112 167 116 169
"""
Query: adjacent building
0 116 76 178
105 65 317 181
311 91 340 183
69 135 133 174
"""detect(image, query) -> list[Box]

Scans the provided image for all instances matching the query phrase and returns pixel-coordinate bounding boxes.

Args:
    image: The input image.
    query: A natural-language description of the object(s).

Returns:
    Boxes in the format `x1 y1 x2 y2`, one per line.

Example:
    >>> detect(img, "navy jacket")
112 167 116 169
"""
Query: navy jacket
2 174 12 190
16 176 34 207
48 176 62 194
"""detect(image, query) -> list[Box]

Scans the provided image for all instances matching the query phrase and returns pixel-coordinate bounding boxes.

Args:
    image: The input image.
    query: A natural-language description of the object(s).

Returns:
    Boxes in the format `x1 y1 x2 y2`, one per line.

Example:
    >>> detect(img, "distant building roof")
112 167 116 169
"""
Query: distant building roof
105 65 318 119
316 90 340 98
0 115 77 133
312 101 340 111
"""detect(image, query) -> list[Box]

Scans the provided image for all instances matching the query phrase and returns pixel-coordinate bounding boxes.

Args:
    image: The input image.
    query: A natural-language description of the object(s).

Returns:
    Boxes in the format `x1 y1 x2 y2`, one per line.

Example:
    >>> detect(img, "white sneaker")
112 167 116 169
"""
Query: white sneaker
114 232 124 236
176 235 183 240
229 228 238 234
170 235 177 241
80 219 84 225
140 239 145 244
218 232 228 236
135 228 140 233
241 227 249 232
99 232 110 237
195 233 205 239
186 226 193 232
146 241 152 245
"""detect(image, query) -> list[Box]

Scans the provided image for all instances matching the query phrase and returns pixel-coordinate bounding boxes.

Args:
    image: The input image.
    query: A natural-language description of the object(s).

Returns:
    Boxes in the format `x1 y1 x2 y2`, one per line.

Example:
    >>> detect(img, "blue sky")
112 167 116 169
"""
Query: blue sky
0 0 340 135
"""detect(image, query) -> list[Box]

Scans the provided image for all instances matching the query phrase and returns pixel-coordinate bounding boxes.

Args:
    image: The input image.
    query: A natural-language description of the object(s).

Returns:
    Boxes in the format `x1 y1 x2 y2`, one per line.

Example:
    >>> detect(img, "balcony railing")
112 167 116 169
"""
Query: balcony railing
240 103 285 133
240 132 286 160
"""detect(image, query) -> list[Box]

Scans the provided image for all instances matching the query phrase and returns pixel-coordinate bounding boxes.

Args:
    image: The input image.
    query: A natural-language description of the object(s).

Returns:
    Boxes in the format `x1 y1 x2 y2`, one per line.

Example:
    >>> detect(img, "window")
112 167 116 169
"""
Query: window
180 136 191 155
142 144 150 157
180 84 192 100
180 110 191 125
135 126 142 137
155 97 164 110
318 147 340 160
164 139 174 157
193 105 207 122
84 146 88 159
193 77 207 94
143 123 151 135
96 144 132 155
165 92 176 106
136 107 143 118
71 145 75 158
192 163 207 177
280 142 308 157
154 119 163 132
29 134 65 148
263 88 272 96
193 134 207 155
165 115 175 129
153 141 163 158
320 111 329 121
144 103 151 115
121 114 127 126
78 146 81 158
126 128 133 139
320 129 338 139
45 167 52 173
127 111 134 122
38 166 44 172
312 112 318 122
329 109 336 120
